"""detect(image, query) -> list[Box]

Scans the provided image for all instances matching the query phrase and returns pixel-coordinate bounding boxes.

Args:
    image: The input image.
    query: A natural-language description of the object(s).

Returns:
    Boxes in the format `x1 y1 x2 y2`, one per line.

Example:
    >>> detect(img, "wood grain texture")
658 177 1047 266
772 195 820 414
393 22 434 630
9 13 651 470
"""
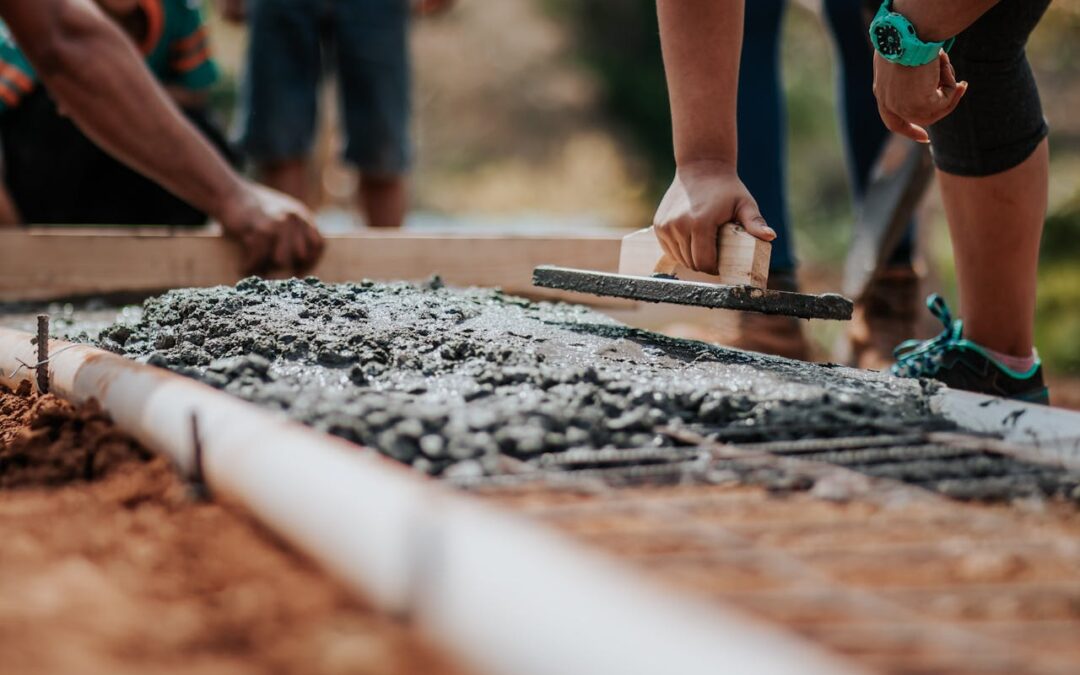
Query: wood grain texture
0 228 629 305
618 225 770 288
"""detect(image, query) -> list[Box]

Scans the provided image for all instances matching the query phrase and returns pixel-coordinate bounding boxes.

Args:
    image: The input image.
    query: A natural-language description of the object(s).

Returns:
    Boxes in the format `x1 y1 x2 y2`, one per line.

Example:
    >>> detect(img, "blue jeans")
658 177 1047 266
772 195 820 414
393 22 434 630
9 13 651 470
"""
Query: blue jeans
738 0 914 274
238 0 412 175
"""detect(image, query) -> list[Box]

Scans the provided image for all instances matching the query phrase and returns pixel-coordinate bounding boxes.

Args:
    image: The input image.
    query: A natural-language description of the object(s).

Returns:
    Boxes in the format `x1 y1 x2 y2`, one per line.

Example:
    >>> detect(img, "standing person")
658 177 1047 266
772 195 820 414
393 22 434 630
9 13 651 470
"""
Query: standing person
653 0 1051 402
721 0 918 366
869 0 1051 403
222 0 453 229
0 0 323 274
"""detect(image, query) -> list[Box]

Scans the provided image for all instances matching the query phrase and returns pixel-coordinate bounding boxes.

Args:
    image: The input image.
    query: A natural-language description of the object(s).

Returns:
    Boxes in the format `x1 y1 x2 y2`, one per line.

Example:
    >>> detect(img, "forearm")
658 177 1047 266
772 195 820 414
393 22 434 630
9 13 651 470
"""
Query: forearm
893 0 1001 41
2 0 244 218
166 86 210 110
656 0 743 167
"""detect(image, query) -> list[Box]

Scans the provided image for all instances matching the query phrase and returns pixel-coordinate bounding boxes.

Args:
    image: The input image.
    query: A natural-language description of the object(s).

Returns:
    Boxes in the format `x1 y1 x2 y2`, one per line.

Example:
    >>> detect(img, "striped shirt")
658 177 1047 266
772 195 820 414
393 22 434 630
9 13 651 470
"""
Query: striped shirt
0 0 219 113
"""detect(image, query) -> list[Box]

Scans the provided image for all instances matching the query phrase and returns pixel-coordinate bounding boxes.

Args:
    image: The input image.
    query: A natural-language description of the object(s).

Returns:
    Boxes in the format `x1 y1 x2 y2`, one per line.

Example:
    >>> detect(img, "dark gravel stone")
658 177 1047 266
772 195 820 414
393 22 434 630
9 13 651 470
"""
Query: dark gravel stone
97 277 952 477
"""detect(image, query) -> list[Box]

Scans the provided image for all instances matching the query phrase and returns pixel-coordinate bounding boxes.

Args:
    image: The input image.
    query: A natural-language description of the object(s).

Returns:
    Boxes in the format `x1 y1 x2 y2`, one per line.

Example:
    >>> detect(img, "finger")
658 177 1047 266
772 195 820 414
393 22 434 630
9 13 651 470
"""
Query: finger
735 200 775 242
655 221 691 269
303 225 325 270
938 51 957 89
653 224 681 264
289 223 311 272
937 81 968 121
689 223 718 275
241 233 271 277
672 220 695 270
272 227 292 271
879 106 929 144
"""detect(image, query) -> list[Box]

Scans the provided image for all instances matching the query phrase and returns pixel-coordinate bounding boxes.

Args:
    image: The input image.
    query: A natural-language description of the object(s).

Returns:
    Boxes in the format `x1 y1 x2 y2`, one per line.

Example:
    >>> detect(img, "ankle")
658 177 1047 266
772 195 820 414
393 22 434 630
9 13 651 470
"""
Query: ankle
984 346 1039 374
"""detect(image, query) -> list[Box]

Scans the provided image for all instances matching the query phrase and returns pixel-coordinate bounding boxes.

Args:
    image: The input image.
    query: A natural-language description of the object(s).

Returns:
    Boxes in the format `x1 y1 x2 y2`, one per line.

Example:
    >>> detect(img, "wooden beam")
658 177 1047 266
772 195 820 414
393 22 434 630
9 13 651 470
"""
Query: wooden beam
0 227 630 306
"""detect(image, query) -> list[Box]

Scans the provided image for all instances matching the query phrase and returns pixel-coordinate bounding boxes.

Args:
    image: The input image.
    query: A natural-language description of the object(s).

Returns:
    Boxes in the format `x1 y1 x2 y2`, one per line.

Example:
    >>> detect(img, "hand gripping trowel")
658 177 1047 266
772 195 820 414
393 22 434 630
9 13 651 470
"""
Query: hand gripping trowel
533 224 854 321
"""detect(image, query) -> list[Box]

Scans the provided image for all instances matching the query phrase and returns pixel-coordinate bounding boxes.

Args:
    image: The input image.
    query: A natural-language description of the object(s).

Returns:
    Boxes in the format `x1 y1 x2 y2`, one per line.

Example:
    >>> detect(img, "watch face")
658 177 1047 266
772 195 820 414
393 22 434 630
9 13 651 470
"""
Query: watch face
874 23 904 58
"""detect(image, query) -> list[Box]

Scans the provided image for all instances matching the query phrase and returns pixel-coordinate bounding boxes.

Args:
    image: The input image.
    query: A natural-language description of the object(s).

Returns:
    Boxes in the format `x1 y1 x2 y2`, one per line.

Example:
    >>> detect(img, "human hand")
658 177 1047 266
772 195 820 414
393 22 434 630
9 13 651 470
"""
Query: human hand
653 161 775 275
413 0 455 16
217 0 246 24
873 50 967 143
218 183 325 276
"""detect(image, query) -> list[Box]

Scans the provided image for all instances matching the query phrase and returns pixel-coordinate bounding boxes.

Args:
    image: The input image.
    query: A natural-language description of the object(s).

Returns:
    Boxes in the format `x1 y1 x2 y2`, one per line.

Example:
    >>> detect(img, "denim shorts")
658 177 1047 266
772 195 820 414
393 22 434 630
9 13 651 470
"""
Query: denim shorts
928 0 1051 177
238 0 411 175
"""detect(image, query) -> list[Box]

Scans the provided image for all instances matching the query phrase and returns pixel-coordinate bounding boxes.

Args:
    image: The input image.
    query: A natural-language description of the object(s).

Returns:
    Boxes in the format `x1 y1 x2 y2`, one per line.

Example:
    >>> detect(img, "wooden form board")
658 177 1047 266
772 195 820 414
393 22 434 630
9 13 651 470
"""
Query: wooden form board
618 225 770 288
0 227 630 306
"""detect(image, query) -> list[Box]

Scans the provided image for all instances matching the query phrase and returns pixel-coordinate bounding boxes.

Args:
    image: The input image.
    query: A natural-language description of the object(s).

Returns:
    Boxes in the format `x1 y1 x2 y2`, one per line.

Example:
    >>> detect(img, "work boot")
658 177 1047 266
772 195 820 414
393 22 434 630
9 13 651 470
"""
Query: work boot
727 271 812 361
845 265 919 370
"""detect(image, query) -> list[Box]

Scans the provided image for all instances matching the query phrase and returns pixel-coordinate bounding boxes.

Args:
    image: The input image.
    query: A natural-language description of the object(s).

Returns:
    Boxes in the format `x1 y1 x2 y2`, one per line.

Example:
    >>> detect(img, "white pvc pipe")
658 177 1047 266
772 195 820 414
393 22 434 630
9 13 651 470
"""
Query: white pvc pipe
0 327 860 675
934 389 1080 469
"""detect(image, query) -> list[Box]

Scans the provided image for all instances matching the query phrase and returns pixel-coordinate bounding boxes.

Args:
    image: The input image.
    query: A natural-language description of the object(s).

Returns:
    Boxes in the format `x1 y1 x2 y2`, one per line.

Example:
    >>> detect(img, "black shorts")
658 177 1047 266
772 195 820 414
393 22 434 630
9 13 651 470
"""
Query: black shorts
1 89 237 226
928 0 1052 177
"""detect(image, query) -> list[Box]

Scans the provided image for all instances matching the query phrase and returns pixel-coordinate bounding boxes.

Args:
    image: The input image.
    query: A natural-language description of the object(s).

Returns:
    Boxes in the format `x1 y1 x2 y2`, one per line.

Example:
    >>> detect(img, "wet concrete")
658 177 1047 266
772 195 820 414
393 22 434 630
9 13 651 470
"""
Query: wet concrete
91 277 949 477
533 266 853 320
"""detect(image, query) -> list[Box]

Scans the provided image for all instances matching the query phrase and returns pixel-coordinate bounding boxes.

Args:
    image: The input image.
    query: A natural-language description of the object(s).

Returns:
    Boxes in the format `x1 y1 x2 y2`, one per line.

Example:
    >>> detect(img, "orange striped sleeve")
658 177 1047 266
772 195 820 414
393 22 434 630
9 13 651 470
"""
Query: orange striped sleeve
170 26 207 54
0 81 19 107
0 61 31 93
172 45 211 73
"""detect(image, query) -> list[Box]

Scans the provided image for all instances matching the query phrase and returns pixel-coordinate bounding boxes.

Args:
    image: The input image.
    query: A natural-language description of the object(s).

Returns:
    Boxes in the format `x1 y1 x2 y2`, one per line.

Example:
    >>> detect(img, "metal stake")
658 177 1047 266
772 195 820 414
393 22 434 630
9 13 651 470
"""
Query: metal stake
189 412 210 500
35 314 49 393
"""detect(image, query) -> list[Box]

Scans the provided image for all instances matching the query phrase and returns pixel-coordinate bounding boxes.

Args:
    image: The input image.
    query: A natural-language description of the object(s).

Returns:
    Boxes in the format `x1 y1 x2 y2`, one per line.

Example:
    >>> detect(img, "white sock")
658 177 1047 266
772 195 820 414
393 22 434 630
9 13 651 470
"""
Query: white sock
985 347 1038 374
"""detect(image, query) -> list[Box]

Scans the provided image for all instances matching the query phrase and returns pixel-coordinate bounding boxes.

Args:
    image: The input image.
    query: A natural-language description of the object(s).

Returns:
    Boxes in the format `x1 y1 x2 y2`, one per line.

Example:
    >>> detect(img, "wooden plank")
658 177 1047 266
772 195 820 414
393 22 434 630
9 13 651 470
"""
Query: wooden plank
0 227 630 306
618 225 770 288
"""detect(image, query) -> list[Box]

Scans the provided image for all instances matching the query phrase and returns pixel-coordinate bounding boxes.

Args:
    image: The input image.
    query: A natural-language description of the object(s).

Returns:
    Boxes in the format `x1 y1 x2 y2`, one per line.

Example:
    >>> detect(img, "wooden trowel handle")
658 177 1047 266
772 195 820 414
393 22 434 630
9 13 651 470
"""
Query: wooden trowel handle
619 224 771 288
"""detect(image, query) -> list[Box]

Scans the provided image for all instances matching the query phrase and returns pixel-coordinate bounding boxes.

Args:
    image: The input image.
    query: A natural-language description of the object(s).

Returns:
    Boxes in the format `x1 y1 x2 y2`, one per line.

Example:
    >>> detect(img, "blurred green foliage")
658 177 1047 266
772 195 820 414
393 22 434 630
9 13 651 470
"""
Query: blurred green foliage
544 0 674 192
1039 196 1080 372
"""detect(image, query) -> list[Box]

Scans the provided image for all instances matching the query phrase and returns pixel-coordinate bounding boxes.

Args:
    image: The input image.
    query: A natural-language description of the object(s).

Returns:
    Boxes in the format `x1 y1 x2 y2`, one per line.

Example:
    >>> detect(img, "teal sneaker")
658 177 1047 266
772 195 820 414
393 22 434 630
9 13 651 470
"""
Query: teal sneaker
891 295 1050 405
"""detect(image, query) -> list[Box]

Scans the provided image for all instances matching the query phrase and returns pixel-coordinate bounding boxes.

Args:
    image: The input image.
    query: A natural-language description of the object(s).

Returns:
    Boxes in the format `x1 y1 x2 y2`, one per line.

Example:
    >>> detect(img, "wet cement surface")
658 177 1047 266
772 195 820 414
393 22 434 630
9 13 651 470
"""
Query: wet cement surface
86 277 953 478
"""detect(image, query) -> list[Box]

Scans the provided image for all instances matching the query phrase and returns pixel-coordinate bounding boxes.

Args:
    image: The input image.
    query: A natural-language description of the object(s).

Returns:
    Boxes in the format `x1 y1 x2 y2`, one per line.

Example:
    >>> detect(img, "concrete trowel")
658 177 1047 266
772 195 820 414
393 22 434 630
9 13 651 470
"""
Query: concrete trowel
533 224 854 321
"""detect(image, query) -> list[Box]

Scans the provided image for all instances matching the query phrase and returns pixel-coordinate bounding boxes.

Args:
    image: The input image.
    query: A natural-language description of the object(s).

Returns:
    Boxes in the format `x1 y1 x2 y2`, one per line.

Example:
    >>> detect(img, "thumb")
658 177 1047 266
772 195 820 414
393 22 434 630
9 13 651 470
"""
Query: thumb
735 200 776 242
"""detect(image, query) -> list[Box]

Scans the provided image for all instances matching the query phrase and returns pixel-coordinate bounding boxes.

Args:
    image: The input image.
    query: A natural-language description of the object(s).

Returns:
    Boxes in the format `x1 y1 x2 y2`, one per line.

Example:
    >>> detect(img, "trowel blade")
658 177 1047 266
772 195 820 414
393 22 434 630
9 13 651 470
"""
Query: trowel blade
533 266 853 321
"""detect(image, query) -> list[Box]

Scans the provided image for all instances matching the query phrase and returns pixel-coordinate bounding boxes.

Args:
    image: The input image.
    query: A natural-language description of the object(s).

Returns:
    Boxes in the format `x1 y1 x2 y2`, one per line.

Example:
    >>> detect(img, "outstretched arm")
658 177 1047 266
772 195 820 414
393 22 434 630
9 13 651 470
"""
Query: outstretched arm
653 0 773 276
0 0 323 273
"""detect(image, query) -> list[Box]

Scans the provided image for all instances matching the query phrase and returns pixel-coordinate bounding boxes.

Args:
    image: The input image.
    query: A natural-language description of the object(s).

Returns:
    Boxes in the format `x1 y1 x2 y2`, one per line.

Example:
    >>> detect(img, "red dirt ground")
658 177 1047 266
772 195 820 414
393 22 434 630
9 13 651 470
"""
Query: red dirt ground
0 383 464 675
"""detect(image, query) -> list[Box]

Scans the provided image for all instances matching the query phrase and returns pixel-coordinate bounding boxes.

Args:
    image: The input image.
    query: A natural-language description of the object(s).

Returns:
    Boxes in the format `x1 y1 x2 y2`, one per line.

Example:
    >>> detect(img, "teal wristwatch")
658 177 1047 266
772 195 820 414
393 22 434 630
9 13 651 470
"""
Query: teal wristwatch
869 0 955 67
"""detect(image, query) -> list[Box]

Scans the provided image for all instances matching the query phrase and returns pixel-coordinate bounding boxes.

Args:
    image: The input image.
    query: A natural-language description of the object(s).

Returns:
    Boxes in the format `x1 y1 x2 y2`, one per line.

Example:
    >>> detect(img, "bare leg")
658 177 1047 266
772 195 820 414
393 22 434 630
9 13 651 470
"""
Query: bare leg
258 159 311 207
937 138 1048 357
359 174 407 229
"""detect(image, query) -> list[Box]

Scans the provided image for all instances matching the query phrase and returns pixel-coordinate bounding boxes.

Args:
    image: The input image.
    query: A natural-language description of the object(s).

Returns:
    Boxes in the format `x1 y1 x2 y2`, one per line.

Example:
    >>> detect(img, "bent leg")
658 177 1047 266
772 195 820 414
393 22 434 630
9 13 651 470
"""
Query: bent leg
938 140 1047 356
239 0 322 206
822 0 914 265
334 0 411 228
927 0 1052 357
737 0 791 273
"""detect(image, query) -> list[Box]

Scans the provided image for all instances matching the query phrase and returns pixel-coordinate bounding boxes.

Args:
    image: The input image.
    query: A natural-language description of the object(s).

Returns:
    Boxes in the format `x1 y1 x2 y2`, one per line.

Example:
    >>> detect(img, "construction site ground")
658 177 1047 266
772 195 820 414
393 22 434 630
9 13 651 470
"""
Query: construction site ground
0 383 464 675
2 279 1080 673
479 478 1080 675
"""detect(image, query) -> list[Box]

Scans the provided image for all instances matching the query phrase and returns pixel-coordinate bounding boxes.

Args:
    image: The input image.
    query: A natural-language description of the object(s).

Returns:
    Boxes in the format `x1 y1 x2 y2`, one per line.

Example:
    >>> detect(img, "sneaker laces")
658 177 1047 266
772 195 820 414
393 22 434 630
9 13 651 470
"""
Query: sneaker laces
890 294 962 378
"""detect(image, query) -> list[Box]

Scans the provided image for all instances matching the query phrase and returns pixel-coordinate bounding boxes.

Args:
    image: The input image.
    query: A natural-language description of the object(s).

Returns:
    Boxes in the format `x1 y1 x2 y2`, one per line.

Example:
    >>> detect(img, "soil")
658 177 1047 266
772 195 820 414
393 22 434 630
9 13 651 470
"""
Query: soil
481 481 1080 675
0 384 464 675
93 278 952 478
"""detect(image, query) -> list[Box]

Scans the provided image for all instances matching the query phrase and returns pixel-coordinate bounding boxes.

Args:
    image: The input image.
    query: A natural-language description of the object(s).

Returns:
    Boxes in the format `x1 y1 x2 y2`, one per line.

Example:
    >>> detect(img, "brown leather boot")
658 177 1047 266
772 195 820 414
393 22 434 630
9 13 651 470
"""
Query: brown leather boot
660 272 812 361
845 265 920 370
727 271 812 361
